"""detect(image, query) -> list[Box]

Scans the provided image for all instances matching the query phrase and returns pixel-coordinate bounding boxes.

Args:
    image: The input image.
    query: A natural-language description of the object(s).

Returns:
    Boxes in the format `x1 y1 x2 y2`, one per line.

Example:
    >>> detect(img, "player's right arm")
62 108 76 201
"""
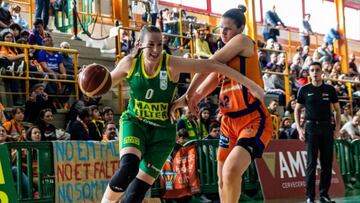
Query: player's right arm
110 55 134 87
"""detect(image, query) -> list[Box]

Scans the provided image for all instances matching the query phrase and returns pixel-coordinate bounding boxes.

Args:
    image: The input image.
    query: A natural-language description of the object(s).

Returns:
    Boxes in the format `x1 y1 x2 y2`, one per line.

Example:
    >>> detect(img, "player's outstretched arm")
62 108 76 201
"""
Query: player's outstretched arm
168 56 264 102
110 55 134 87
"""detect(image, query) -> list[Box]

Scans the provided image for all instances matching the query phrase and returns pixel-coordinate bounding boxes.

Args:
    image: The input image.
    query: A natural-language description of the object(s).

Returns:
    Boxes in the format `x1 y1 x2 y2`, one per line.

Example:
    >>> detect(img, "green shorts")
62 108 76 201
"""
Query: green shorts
119 112 176 178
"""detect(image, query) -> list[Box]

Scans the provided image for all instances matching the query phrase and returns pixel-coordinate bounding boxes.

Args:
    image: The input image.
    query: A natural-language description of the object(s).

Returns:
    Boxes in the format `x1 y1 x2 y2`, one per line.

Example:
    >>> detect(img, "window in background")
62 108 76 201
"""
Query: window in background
262 0 303 28
345 7 360 41
159 0 207 10
305 0 336 34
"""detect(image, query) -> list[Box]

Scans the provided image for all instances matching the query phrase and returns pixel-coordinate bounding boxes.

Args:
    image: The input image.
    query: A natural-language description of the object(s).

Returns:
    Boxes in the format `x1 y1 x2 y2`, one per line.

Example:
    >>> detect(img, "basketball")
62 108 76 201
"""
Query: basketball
78 63 112 97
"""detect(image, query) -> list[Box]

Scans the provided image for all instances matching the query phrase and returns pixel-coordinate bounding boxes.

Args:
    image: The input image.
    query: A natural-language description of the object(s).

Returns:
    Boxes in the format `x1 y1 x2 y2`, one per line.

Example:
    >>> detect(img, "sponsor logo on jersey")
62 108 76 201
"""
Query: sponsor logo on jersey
124 136 140 145
160 71 168 90
219 134 229 148
133 99 168 120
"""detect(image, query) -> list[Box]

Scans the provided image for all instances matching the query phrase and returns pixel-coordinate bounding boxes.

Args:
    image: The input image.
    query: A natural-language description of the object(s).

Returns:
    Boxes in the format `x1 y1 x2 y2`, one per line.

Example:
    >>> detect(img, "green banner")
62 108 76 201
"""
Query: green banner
0 144 19 203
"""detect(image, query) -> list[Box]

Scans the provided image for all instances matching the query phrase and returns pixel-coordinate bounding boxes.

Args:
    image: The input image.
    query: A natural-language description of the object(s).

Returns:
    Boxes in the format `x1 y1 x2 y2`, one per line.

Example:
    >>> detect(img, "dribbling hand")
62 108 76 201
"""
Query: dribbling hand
169 95 187 124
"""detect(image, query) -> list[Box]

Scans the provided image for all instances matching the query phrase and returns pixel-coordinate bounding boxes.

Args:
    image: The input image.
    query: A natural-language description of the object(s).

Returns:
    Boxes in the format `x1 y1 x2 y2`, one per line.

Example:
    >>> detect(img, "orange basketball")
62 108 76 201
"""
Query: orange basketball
78 63 112 97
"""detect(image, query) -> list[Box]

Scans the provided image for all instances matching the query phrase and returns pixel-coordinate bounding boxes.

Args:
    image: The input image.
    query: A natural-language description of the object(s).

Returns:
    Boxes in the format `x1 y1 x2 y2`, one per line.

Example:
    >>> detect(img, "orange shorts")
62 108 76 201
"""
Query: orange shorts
218 104 273 162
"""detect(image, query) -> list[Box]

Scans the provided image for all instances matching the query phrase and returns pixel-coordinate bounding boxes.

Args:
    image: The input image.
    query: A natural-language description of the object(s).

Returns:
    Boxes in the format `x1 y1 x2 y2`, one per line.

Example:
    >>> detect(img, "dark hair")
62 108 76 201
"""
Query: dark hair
102 106 114 115
309 61 322 68
222 6 247 28
38 108 52 120
20 30 30 38
105 121 116 129
209 122 220 132
34 18 44 26
9 23 22 32
78 107 90 120
89 105 99 113
11 107 24 118
132 25 162 58
26 125 41 141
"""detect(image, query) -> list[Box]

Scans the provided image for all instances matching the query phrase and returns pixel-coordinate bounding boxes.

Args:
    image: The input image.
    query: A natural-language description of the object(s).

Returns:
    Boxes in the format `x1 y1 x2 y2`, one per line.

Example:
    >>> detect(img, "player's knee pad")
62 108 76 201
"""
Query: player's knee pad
109 154 140 192
120 178 151 203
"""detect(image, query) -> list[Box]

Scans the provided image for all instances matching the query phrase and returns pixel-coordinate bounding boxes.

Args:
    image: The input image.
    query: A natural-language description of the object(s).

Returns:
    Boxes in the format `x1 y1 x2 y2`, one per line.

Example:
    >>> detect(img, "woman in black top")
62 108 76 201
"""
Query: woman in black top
35 108 57 141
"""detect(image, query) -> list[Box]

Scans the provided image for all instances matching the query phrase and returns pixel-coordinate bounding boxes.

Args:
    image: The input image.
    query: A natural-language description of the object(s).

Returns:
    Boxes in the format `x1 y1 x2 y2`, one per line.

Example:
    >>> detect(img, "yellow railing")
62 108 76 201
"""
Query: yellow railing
322 77 360 115
9 0 33 29
0 41 79 101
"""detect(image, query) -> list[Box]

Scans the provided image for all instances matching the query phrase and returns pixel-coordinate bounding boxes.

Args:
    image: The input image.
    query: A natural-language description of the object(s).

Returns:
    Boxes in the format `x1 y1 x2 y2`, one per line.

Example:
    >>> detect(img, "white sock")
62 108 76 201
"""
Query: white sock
101 197 117 203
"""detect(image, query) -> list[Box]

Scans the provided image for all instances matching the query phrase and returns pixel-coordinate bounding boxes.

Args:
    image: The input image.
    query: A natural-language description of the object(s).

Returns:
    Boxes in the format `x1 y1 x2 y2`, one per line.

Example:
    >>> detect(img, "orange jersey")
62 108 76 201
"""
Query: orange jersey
218 49 263 115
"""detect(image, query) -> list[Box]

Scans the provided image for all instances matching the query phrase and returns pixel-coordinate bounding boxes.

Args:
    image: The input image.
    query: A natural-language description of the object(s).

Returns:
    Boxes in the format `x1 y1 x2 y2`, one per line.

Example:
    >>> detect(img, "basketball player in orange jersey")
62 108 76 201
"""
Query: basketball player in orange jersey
172 6 273 203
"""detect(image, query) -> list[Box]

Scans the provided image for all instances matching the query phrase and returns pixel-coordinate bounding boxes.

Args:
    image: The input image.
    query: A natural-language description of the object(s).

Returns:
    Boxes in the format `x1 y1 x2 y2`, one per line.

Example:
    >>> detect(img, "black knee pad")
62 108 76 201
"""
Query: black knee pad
120 178 151 203
109 154 140 192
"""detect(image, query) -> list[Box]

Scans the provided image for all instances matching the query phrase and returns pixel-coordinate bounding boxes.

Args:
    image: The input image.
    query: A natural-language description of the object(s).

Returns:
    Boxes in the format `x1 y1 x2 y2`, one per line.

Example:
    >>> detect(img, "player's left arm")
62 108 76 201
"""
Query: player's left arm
168 56 264 102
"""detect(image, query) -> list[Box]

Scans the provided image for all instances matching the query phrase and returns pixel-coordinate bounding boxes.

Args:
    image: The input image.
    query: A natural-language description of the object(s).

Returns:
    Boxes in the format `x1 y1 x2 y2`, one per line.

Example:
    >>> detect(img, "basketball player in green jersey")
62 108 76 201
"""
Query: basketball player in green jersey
101 26 264 203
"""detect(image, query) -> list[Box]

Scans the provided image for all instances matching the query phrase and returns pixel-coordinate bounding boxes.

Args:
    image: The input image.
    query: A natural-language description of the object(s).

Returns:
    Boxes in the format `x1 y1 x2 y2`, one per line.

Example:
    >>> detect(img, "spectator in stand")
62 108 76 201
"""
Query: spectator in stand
29 19 49 46
3 107 25 141
266 53 278 70
195 29 212 59
290 53 303 76
341 105 352 126
9 23 22 41
38 36 66 78
102 106 114 123
340 115 360 140
302 56 313 71
277 52 286 70
273 42 282 51
10 4 28 30
87 105 105 141
349 53 359 77
142 0 158 26
204 122 220 140
119 29 132 55
267 99 279 116
35 108 57 141
37 36 66 97
321 60 332 78
265 38 275 49
284 98 297 122
0 124 7 143
35 0 50 30
279 117 293 139
199 96 218 119
0 29 25 105
316 43 331 63
297 69 309 87
0 4 12 31
324 26 341 45
66 94 92 128
300 14 313 47
59 41 74 106
19 29 29 40
263 68 286 103
102 121 118 142
24 83 55 123
258 50 268 70
162 34 172 55
262 5 287 42
197 107 211 139
69 107 91 140
177 107 199 140
302 45 310 61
